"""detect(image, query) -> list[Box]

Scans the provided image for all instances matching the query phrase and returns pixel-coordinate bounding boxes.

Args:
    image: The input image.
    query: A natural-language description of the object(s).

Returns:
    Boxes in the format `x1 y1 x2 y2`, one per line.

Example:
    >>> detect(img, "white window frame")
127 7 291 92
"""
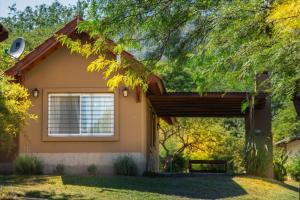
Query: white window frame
48 93 114 137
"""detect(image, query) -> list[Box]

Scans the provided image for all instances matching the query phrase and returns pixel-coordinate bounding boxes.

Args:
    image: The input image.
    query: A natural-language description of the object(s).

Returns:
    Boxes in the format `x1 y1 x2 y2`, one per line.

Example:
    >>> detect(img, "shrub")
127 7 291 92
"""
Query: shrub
53 164 65 175
274 162 287 182
87 164 97 176
15 155 43 175
273 149 288 182
162 154 187 172
114 156 138 176
287 156 300 180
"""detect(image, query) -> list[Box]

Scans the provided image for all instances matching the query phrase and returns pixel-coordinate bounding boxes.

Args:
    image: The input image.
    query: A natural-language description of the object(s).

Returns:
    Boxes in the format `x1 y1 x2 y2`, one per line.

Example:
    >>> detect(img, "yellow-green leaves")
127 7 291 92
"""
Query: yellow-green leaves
0 76 36 153
56 23 149 92
268 0 300 36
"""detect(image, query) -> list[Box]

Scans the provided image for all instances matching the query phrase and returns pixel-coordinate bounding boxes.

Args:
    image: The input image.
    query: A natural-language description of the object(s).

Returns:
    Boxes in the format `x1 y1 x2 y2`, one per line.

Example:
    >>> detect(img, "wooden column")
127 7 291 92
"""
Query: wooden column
245 72 273 178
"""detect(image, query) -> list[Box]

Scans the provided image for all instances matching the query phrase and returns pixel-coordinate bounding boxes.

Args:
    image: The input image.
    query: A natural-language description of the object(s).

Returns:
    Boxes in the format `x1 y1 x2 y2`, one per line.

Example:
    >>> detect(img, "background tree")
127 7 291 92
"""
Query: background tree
159 118 245 173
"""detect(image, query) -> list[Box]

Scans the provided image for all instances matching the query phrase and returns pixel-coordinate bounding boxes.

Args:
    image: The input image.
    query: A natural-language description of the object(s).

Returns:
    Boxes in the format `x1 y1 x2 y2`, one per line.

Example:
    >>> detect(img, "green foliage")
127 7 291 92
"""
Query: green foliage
273 101 300 142
154 62 196 92
14 155 43 175
273 148 288 182
159 118 245 173
287 156 300 180
159 118 225 163
114 156 138 176
218 119 246 173
161 154 187 172
74 0 300 107
53 164 65 175
245 141 269 177
87 164 97 176
57 32 149 92
0 76 35 153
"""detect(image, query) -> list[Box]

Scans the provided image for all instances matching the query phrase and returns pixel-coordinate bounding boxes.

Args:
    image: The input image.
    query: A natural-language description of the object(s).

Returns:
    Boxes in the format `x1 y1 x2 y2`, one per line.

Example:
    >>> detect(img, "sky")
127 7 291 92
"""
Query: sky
0 0 79 17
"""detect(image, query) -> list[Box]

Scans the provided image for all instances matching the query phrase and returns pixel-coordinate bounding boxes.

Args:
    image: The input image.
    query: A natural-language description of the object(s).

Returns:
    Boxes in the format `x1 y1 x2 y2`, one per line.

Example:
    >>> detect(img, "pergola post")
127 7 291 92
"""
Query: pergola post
245 73 273 178
245 96 273 178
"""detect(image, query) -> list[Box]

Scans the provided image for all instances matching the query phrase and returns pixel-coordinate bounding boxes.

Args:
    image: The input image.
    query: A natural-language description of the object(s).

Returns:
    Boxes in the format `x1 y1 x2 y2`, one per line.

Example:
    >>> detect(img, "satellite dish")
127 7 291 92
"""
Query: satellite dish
9 37 25 59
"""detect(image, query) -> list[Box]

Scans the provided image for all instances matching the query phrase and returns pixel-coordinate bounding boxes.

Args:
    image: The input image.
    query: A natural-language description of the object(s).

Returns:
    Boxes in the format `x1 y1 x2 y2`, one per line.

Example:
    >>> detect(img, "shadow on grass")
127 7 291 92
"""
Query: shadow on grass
62 175 247 199
22 190 91 200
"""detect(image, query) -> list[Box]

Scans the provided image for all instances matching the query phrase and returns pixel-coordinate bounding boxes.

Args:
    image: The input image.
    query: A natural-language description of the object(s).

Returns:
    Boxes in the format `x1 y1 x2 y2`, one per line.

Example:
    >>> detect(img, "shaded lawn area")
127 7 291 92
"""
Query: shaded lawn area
0 175 298 200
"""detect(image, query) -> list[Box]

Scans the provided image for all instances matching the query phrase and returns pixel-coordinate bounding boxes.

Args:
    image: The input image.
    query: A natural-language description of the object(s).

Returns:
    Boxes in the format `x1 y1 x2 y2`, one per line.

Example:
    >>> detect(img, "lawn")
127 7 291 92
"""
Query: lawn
0 175 298 200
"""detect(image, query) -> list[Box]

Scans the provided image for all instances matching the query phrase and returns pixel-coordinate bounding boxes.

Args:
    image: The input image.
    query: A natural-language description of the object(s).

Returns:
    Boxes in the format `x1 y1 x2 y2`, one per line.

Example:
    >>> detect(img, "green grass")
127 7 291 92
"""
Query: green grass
0 175 298 200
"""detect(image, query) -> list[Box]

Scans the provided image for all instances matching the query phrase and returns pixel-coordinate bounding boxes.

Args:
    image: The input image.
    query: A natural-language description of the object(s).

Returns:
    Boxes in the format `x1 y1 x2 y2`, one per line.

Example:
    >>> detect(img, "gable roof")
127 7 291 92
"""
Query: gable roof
4 16 166 96
0 24 8 42
5 17 80 77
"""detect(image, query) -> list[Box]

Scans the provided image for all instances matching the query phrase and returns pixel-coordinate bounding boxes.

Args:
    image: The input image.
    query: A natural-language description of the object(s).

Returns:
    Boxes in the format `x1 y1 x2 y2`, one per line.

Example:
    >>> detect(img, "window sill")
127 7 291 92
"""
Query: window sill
42 134 119 142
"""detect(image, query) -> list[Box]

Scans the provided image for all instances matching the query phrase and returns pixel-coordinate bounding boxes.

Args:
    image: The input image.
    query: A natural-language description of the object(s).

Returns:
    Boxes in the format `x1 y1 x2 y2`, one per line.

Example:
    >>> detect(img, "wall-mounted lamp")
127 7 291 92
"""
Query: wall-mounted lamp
254 128 262 135
32 88 39 98
123 87 128 97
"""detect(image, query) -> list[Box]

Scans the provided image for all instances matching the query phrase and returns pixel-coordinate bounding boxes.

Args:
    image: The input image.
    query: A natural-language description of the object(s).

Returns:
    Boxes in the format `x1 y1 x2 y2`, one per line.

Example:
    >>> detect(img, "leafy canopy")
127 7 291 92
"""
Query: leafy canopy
60 0 299 98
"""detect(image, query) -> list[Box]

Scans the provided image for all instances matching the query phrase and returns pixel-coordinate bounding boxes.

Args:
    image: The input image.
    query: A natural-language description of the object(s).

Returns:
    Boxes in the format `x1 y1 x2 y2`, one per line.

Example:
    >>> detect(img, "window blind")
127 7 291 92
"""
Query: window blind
48 93 114 136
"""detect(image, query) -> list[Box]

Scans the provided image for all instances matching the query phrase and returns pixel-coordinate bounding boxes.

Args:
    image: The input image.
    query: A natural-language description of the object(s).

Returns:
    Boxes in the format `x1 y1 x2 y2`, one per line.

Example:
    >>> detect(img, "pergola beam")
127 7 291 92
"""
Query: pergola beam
148 92 267 118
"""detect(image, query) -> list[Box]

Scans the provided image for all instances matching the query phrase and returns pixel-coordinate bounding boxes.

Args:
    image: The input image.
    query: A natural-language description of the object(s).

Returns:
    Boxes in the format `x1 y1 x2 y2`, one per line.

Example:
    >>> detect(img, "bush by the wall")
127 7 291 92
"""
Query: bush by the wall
287 156 300 180
87 164 97 176
53 164 65 175
114 156 138 176
14 155 43 175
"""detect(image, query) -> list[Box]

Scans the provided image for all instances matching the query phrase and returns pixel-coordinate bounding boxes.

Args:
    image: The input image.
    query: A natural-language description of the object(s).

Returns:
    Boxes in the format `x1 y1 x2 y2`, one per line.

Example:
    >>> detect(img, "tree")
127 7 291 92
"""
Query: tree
273 101 300 142
159 118 240 172
0 76 35 153
57 0 221 91
59 0 299 112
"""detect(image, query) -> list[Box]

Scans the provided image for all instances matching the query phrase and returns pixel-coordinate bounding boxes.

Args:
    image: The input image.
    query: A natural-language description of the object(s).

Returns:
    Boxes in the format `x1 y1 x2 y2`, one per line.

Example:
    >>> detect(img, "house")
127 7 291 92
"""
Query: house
0 24 9 42
276 134 300 157
1 17 274 177
3 17 173 175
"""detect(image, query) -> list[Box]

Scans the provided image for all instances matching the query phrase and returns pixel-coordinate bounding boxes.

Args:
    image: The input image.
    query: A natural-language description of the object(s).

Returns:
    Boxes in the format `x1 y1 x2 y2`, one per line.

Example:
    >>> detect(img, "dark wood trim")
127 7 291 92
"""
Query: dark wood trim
135 86 141 102
148 92 267 118
0 24 8 42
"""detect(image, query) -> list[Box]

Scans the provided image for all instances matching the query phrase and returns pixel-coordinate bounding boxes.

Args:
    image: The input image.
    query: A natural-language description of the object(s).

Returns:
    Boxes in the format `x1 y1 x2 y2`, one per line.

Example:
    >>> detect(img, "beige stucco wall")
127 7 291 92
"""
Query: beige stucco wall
143 99 160 172
19 46 151 175
287 140 300 157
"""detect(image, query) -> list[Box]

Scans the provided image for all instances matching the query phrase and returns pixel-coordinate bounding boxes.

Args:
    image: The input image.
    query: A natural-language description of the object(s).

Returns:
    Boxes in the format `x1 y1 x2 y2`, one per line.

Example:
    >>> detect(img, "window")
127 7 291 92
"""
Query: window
48 93 114 136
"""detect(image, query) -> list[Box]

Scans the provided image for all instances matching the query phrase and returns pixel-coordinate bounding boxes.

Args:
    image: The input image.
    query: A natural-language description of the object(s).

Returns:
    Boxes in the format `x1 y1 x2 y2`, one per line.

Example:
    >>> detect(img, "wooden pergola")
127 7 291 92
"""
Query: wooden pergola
148 92 267 118
147 84 273 178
